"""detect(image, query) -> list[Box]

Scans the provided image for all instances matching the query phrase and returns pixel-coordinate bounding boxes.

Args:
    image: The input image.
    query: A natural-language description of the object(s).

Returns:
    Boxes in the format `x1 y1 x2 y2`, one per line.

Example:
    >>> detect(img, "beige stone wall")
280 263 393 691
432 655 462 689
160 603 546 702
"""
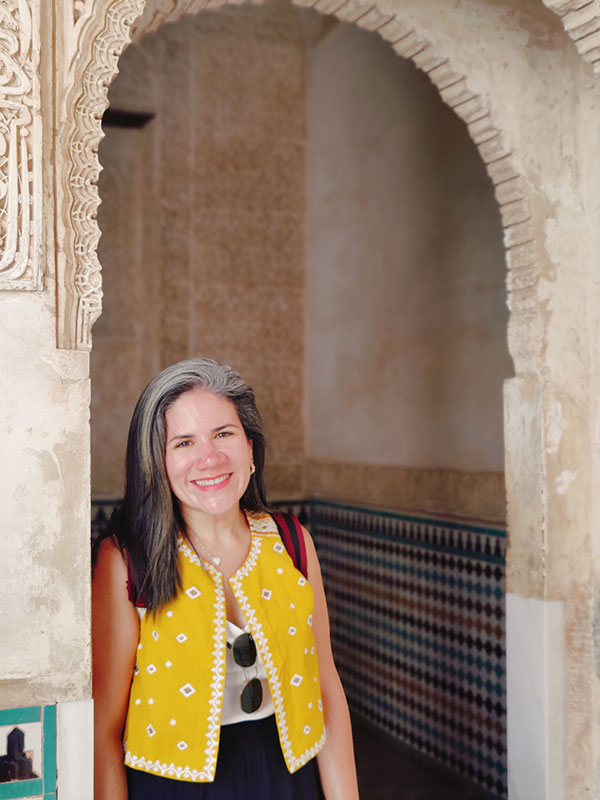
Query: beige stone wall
306 461 506 523
94 1 307 499
305 21 511 520
0 294 91 708
0 0 91 713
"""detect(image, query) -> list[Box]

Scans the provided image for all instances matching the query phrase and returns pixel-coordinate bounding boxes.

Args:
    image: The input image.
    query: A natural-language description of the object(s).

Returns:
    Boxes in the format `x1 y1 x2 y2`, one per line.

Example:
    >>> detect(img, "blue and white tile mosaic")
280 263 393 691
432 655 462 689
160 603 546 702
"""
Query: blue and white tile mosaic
307 500 506 798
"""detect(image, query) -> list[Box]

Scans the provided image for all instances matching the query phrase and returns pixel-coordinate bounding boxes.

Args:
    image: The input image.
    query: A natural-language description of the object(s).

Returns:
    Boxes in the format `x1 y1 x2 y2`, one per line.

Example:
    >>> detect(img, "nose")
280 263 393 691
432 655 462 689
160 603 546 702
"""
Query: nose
194 439 221 468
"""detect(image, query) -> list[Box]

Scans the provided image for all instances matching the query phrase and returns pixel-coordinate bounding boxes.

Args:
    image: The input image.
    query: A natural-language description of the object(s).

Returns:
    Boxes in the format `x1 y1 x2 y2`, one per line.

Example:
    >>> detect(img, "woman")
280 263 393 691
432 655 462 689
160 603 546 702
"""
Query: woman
92 358 359 800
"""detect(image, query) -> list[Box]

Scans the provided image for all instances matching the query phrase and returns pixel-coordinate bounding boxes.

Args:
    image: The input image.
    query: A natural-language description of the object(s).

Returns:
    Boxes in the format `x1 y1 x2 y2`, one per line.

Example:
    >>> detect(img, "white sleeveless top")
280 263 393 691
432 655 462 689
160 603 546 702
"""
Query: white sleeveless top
222 619 275 725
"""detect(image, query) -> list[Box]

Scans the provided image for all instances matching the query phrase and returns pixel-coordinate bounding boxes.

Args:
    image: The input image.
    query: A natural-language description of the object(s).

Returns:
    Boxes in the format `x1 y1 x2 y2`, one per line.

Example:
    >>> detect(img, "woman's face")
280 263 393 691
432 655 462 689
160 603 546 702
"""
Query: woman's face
164 388 253 525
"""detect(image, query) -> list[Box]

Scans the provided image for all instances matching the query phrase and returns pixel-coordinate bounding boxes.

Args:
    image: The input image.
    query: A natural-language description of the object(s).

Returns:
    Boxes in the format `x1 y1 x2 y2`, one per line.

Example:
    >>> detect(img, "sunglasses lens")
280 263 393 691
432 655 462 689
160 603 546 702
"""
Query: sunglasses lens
232 632 256 667
240 677 263 714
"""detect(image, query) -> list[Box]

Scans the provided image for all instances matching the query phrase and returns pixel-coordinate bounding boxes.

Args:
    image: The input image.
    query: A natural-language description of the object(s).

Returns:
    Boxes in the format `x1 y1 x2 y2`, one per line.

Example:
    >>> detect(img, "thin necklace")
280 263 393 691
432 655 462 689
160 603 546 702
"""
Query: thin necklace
190 535 222 567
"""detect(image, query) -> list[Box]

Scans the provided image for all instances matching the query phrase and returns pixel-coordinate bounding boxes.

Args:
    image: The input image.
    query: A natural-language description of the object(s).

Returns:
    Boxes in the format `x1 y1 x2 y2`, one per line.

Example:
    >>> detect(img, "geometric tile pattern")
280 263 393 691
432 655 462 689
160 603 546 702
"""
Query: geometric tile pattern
92 496 506 797
0 704 56 799
308 500 506 799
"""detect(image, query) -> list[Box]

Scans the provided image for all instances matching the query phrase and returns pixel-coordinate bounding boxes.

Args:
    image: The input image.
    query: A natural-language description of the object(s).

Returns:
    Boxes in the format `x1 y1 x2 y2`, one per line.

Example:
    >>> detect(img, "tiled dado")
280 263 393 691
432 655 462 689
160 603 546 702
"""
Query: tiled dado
306 500 507 799
91 497 506 796
0 706 56 800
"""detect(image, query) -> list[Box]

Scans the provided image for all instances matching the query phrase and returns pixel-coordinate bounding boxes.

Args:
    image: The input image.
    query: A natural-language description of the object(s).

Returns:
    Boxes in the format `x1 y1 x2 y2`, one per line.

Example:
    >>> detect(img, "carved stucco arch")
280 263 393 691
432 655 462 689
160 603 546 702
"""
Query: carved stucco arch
58 0 541 370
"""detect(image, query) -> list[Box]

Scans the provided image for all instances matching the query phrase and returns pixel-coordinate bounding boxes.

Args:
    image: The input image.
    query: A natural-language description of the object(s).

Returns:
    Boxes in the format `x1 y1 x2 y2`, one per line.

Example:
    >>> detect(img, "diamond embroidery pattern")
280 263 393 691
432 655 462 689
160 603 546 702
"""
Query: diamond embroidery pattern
186 586 201 599
215 511 326 776
261 588 272 600
273 542 284 553
177 741 188 751
152 630 159 641
180 682 196 698
146 664 157 675
288 626 297 636
146 724 156 738
303 725 311 735
176 633 187 643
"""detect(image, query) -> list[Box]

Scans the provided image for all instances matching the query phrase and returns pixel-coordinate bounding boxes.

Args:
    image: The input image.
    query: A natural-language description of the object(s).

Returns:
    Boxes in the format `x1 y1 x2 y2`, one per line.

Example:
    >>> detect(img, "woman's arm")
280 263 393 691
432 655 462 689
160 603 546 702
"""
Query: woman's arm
304 527 360 800
92 538 140 800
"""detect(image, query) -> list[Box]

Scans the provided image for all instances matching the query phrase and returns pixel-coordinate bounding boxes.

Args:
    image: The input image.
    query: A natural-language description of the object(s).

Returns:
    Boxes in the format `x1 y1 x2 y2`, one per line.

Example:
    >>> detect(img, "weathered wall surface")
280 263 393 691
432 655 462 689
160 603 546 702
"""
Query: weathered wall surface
0 295 91 708
0 0 92 716
94 2 307 500
305 21 511 521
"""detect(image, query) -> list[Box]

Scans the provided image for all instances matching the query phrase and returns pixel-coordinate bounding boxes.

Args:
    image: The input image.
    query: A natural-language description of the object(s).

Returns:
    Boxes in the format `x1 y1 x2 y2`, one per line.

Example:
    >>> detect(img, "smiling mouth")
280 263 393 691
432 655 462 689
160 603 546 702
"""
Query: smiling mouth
193 474 231 488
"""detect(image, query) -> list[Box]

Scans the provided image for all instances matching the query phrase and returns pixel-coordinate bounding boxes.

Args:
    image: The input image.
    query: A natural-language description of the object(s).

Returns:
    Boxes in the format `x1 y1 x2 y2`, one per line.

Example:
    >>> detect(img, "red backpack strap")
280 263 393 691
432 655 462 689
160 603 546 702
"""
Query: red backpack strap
271 511 308 579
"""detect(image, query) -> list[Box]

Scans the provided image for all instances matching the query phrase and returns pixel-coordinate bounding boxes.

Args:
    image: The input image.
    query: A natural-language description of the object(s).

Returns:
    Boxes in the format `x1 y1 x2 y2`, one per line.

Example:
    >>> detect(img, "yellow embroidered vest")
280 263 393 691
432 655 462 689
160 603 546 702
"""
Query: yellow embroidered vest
123 511 325 782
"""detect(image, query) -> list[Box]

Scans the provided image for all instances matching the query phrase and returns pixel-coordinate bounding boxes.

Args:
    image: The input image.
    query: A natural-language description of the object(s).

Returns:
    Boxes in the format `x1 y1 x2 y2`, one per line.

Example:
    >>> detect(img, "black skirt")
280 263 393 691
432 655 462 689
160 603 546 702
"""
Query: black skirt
126 714 325 800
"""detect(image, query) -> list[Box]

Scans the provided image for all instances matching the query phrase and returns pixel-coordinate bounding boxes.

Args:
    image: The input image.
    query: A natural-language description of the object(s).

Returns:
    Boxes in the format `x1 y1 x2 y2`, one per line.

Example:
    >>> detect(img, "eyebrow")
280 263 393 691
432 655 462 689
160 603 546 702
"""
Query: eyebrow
166 423 241 446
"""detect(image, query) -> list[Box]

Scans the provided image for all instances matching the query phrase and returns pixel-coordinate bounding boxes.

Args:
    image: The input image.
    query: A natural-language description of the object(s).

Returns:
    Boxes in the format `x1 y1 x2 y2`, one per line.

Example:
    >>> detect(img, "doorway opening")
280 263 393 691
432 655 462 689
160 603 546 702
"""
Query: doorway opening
92 2 512 796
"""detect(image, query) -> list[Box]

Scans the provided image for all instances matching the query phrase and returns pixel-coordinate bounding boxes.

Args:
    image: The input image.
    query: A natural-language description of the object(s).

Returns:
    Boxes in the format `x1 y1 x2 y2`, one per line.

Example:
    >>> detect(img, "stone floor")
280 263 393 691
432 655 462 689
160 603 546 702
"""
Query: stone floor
352 715 499 800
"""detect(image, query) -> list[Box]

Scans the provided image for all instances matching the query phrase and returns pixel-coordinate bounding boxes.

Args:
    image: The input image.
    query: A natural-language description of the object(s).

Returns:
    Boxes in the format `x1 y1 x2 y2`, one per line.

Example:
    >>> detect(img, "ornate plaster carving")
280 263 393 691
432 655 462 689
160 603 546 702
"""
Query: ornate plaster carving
542 0 600 73
57 0 540 367
58 0 145 349
0 0 42 291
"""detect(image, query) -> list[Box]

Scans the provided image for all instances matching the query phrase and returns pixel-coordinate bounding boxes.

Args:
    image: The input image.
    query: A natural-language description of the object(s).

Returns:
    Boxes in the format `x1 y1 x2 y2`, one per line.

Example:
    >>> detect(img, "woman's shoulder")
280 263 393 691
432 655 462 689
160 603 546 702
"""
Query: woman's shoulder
93 536 128 582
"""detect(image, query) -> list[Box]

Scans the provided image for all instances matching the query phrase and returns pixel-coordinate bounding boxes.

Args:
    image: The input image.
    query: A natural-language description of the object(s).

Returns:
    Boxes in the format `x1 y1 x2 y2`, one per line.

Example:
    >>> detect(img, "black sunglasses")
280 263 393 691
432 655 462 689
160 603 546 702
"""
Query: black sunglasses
227 632 263 714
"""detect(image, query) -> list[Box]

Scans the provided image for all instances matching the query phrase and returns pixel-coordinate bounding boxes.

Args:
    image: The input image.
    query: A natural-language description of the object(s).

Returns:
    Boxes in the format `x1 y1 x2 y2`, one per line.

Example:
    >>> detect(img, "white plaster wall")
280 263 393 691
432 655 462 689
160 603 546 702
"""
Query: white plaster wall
0 293 90 707
305 21 512 472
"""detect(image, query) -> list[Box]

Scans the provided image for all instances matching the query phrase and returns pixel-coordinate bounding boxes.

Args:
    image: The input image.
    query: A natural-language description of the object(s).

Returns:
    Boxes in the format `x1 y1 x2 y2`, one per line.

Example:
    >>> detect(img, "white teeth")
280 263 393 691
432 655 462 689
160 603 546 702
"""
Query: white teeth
194 474 229 487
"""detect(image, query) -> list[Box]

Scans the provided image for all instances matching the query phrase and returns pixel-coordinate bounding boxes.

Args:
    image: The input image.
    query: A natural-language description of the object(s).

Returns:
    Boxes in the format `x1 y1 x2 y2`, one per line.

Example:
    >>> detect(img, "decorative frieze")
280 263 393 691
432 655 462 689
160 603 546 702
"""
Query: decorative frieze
0 0 42 291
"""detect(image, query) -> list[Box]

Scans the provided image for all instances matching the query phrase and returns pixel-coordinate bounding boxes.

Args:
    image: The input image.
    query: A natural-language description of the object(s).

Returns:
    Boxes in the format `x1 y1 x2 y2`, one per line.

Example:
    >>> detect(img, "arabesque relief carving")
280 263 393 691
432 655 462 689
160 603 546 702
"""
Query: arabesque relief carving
0 0 41 291
58 0 145 349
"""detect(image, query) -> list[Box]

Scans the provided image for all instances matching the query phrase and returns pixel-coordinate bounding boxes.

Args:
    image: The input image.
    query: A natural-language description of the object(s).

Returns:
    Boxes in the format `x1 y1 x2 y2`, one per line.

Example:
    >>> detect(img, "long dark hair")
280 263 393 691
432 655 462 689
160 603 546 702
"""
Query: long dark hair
94 358 267 612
